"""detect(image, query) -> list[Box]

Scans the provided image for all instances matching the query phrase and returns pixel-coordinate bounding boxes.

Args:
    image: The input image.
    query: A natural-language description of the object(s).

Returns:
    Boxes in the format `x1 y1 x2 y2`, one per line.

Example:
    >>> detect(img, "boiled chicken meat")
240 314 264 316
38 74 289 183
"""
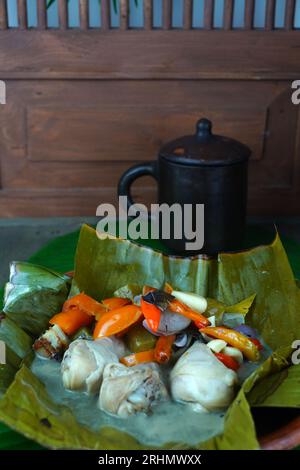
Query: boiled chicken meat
98 362 168 417
61 337 125 394
170 342 238 412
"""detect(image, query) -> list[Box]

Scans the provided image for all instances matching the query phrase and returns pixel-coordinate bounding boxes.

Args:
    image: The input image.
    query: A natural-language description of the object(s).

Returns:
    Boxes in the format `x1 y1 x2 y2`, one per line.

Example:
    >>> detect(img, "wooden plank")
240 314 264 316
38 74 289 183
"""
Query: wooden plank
101 0 110 30
204 0 214 29
144 0 153 30
0 187 157 217
120 0 129 30
25 104 265 164
266 0 275 31
2 186 300 217
17 0 27 29
223 0 234 30
2 161 151 191
37 0 47 29
58 0 68 30
0 0 8 30
183 0 193 30
79 0 89 30
162 0 172 29
285 0 295 30
256 88 298 189
244 0 254 30
0 30 299 80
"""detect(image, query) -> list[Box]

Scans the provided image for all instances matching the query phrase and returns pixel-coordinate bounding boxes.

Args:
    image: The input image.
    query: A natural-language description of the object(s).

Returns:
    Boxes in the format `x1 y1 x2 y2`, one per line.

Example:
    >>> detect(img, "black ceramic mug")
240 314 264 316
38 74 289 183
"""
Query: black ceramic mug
118 118 251 255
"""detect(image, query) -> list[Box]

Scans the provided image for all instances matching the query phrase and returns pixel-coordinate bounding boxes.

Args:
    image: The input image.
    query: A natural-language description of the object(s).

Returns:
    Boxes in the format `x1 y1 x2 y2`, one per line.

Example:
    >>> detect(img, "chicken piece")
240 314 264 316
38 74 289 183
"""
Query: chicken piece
61 337 125 394
98 362 168 417
33 324 69 359
170 342 238 412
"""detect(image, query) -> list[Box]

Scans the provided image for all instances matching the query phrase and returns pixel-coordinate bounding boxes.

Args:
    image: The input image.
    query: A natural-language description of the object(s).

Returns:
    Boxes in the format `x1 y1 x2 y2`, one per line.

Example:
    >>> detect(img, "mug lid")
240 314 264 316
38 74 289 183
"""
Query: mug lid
159 118 251 167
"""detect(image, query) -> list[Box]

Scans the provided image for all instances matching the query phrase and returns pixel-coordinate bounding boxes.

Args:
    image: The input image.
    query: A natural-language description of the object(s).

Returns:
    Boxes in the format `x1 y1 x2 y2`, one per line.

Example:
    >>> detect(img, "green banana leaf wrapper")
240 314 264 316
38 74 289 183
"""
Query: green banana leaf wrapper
3 262 71 336
0 224 299 449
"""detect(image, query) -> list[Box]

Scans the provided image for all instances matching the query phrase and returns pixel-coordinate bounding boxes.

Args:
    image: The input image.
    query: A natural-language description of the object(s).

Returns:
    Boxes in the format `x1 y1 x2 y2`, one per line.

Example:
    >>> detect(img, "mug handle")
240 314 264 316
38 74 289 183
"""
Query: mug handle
118 161 158 211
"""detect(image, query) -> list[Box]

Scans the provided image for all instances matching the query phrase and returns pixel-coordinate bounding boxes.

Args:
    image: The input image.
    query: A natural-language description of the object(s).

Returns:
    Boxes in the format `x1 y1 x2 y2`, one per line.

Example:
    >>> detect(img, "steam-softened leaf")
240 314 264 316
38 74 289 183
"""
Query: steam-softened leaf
225 294 256 316
3 285 69 337
72 226 216 300
113 284 142 300
0 365 17 398
206 294 256 325
217 234 300 349
248 363 300 408
8 262 69 289
2 263 70 336
0 315 32 359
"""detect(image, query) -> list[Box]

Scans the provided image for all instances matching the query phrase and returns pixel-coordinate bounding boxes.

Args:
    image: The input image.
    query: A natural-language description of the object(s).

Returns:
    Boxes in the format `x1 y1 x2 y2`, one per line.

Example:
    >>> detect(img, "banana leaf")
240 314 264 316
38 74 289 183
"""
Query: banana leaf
0 315 32 359
217 237 300 350
0 224 299 449
248 364 300 408
8 261 70 288
72 226 217 299
0 364 17 397
206 294 255 325
0 345 23 397
2 263 71 336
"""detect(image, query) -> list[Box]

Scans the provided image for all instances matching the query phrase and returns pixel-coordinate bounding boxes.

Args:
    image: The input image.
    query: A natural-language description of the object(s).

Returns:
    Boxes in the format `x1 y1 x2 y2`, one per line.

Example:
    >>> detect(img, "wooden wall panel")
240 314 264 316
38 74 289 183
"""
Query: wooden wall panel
0 29 299 216
26 97 265 164
0 31 299 80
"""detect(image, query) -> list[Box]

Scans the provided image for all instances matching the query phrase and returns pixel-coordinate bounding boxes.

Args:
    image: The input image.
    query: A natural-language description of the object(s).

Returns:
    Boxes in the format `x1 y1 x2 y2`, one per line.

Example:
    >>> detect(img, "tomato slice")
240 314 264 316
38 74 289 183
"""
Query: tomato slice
50 308 92 336
102 297 131 311
63 293 106 317
93 305 142 339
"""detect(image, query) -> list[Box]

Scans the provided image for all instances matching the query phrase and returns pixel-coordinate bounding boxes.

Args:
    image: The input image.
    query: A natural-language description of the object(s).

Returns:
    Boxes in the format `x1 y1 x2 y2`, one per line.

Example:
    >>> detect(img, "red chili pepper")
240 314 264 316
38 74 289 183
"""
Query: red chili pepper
154 334 176 364
169 299 211 327
249 338 263 351
140 297 161 332
214 352 240 371
120 349 156 367
201 326 260 362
